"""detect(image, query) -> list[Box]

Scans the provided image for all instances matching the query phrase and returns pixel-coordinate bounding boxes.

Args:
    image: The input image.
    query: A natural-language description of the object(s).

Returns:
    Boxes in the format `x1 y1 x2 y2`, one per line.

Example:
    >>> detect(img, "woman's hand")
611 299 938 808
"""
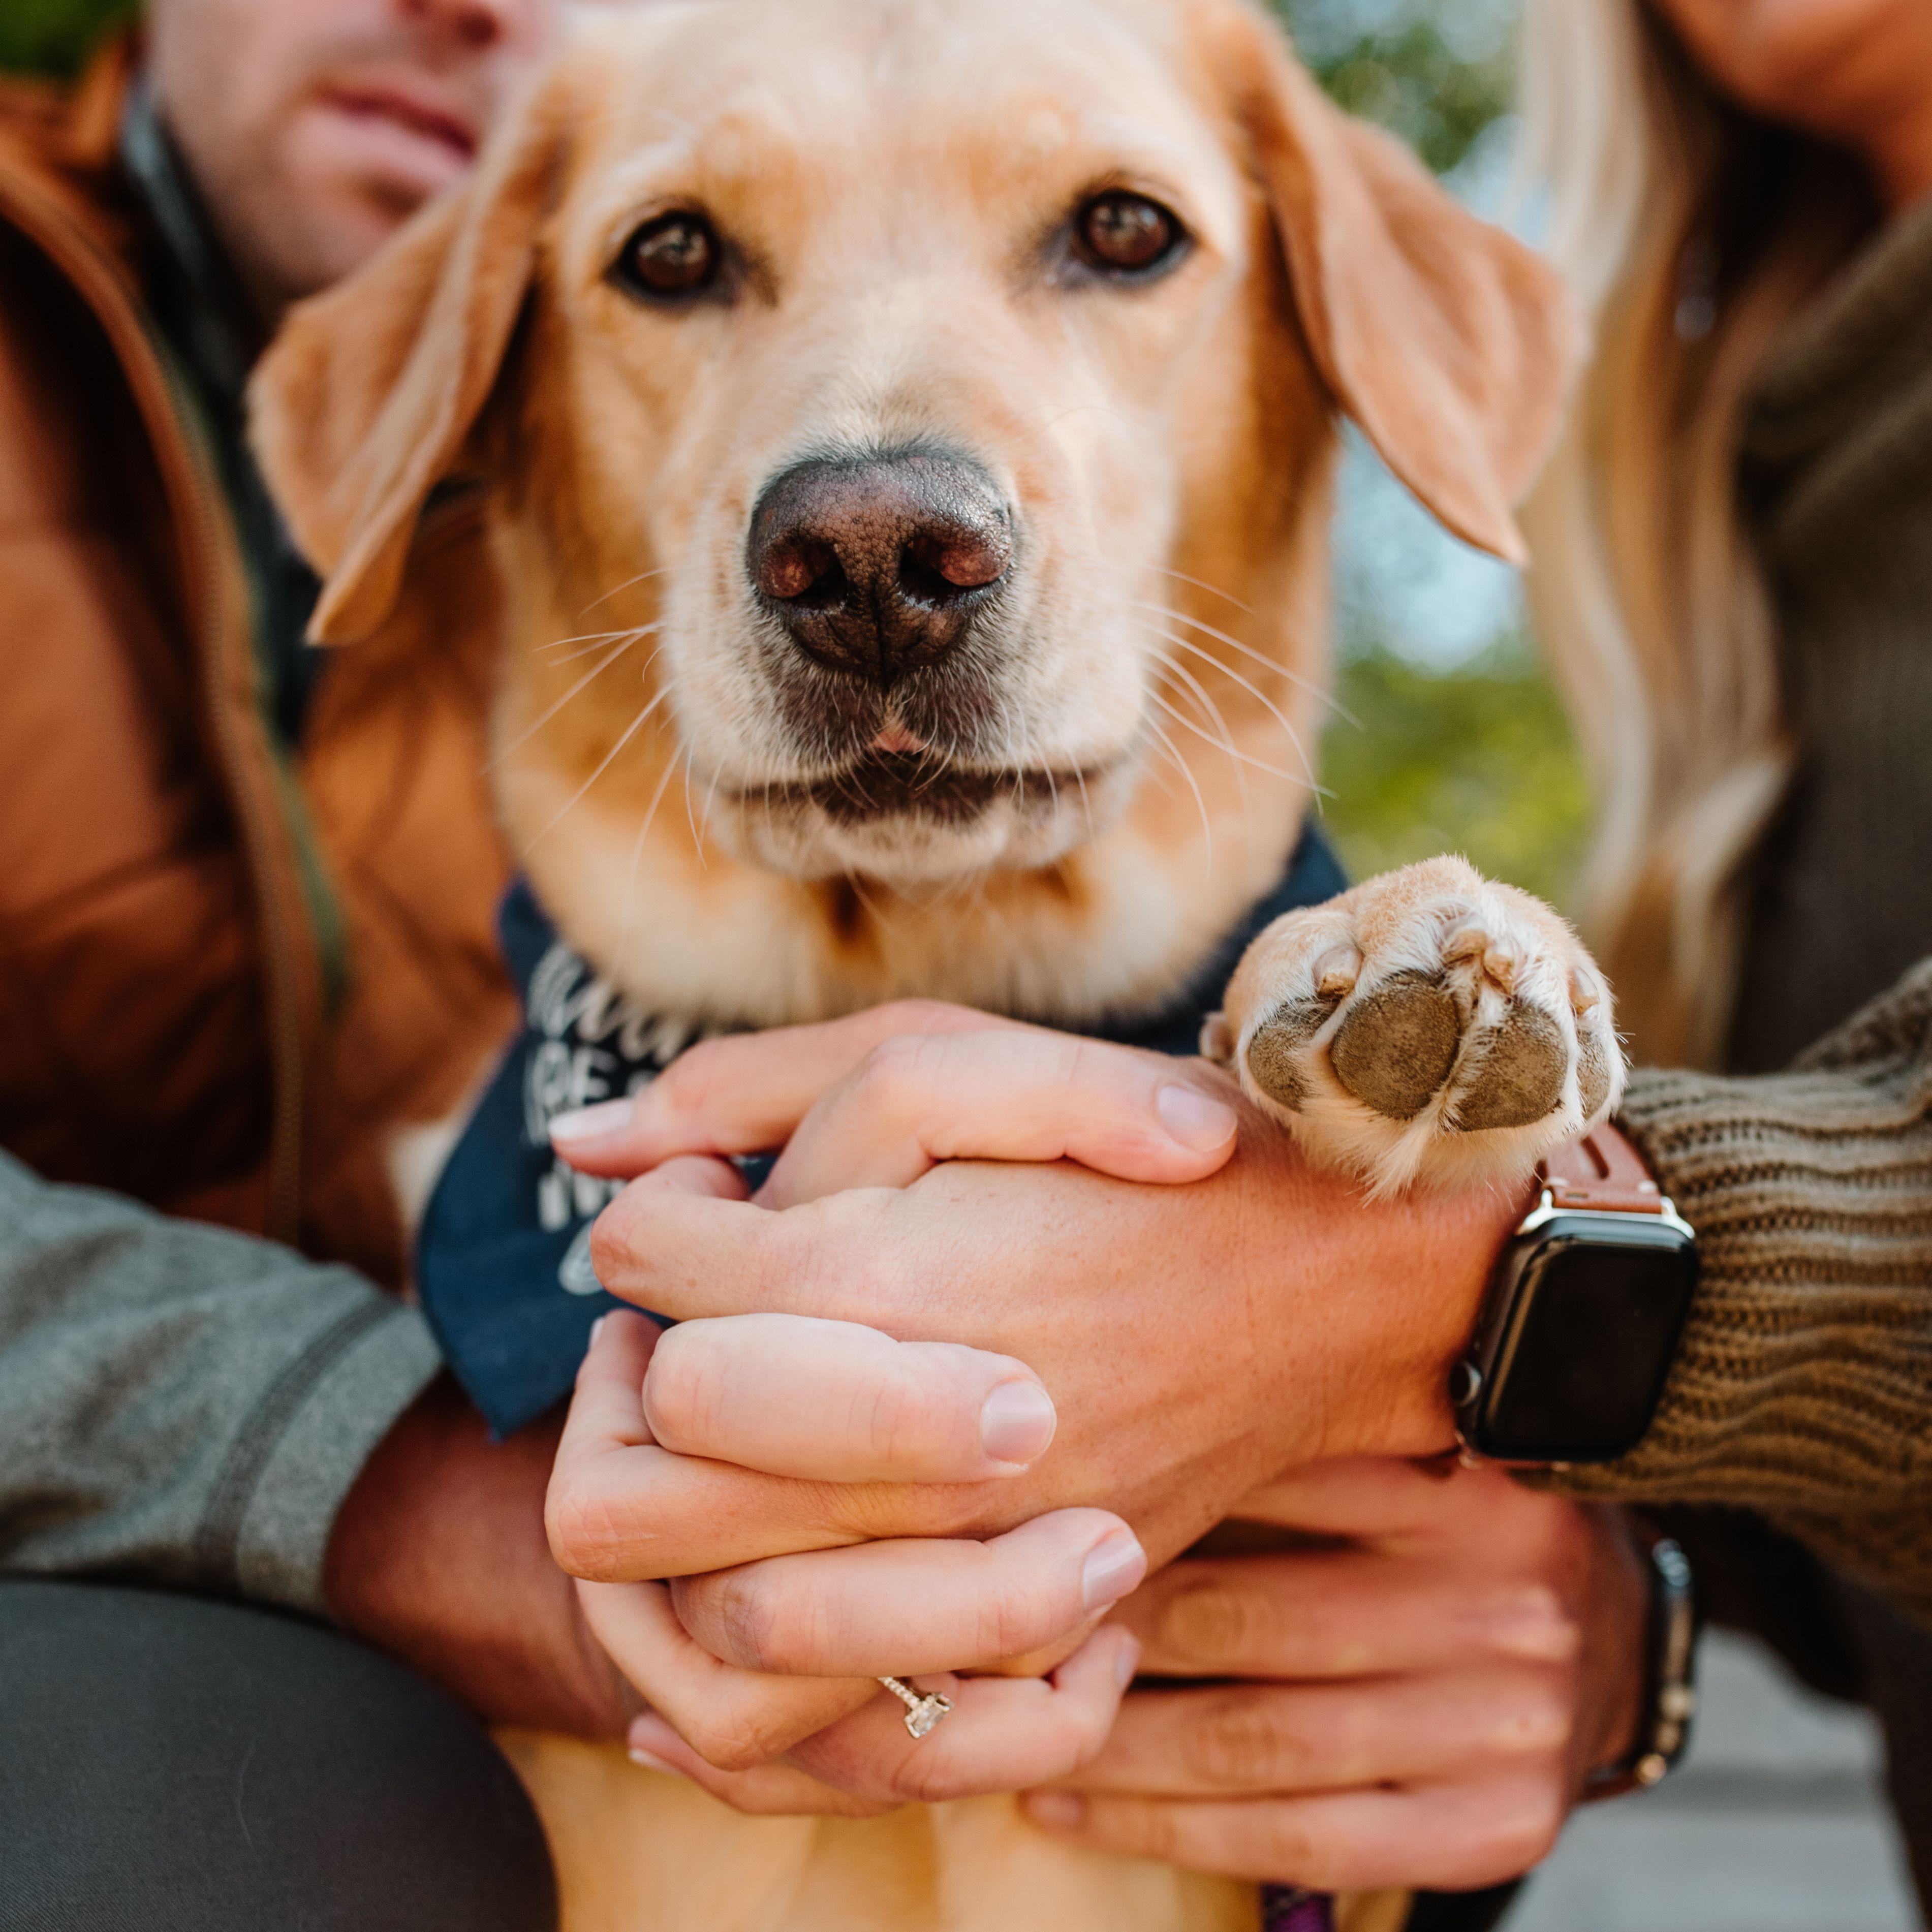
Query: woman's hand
545 1005 1528 1592
558 1308 1144 1809
1023 1459 1653 1892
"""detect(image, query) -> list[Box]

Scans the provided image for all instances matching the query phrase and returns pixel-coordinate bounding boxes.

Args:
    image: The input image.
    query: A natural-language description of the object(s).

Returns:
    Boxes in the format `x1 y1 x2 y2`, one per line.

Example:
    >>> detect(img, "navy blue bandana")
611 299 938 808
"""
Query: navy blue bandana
417 827 1345 1438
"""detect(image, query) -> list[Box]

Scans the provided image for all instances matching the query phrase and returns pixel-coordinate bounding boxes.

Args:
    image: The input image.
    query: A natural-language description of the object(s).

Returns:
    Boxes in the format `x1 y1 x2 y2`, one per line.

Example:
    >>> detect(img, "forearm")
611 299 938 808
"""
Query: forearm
326 1377 627 1735
1539 961 1932 1623
0 1149 439 1612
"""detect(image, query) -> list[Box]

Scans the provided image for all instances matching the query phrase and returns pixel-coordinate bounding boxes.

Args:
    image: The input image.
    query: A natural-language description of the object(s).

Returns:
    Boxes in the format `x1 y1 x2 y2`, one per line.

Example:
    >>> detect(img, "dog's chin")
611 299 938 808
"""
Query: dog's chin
711 752 1132 886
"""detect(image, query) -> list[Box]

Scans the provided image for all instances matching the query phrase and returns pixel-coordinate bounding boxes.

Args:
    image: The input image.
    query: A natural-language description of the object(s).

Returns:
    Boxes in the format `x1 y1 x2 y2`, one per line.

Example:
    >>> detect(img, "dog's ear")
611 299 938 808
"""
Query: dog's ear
249 81 570 642
1214 6 1582 564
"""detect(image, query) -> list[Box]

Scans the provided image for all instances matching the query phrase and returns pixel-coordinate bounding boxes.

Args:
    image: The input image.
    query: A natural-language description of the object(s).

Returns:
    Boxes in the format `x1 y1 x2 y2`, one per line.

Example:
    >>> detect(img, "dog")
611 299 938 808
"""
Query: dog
251 1 1610 1927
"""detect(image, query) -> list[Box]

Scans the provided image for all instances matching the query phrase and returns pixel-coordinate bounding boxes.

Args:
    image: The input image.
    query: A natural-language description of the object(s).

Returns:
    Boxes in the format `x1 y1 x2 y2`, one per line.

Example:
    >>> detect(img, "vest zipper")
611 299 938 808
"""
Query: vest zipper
176 441 313 1243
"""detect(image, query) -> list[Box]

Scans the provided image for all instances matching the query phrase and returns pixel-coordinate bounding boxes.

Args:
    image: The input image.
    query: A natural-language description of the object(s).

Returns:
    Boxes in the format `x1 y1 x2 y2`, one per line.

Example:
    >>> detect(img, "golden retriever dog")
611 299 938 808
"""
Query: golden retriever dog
252 0 1616 1926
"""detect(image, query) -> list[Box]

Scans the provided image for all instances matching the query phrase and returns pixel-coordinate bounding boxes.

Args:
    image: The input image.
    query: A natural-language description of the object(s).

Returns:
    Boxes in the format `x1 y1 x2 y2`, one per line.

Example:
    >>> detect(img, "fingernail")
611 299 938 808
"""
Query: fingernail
1024 1790 1086 1829
1114 1631 1142 1689
1156 1083 1238 1152
980 1380 1057 1466
588 1315 609 1348
1081 1530 1147 1612
628 1747 682 1776
550 1098 635 1143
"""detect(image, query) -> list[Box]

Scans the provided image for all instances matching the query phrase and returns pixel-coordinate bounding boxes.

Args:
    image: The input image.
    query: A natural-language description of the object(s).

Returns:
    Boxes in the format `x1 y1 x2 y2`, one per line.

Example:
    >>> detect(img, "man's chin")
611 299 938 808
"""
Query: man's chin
288 108 470 231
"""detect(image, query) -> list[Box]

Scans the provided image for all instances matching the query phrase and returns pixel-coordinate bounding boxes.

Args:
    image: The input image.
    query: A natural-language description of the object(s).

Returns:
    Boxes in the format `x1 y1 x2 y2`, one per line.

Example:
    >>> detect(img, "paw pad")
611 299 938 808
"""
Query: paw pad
1449 1002 1567 1132
1215 855 1628 1193
1243 998 1333 1112
1328 972 1461 1121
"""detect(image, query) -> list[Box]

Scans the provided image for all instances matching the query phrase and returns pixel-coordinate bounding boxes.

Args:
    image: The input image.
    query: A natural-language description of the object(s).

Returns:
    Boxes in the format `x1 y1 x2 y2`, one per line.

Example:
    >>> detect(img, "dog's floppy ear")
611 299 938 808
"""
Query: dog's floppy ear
1215 6 1581 564
250 82 570 642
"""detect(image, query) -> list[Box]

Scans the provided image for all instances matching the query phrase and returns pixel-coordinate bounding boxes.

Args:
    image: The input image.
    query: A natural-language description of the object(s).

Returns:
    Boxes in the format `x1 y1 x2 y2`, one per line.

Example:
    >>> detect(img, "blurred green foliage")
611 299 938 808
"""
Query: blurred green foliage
1308 25 1511 176
1279 0 1517 176
0 0 134 76
1320 643 1591 907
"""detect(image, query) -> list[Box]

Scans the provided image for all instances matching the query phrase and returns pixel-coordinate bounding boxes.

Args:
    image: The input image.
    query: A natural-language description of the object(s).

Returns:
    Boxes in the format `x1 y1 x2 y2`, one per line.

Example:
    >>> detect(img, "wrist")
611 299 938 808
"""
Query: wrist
1323 1174 1533 1461
326 1376 626 1737
1579 1506 1656 1775
1583 1521 1699 1797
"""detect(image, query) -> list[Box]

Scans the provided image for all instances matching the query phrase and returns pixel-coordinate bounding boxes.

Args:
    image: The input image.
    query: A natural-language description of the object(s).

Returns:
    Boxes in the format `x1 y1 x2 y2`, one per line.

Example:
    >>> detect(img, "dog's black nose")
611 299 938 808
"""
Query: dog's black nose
747 451 1012 687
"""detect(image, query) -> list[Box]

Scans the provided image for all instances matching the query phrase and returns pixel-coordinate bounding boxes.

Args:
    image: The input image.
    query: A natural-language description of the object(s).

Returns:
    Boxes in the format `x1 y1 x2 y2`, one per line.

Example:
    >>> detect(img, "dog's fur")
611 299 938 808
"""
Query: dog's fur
253 1 1613 1926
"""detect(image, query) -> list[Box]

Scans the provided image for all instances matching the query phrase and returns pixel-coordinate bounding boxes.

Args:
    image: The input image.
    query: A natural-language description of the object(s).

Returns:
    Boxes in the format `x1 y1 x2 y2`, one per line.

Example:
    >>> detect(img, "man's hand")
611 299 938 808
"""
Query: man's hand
546 1006 1529 1590
1022 1459 1653 1892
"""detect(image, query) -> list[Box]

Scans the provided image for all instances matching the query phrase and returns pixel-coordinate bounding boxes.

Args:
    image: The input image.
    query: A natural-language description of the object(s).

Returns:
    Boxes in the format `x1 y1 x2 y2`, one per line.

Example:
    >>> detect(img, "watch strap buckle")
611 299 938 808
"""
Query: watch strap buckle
1541 1124 1668 1216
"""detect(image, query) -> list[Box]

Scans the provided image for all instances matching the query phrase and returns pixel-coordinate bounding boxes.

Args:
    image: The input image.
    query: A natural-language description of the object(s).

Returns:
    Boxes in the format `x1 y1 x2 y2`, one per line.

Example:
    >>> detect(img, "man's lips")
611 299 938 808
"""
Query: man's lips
316 81 478 164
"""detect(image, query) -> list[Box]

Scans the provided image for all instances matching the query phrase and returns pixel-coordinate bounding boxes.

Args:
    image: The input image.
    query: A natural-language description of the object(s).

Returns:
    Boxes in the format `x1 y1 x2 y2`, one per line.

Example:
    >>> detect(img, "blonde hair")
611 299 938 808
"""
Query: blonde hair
1516 0 1878 1066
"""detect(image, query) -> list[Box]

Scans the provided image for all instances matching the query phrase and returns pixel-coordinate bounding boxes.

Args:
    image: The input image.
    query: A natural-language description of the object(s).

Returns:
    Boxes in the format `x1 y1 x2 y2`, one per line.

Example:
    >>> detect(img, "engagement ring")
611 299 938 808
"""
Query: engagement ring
877 1675 953 1740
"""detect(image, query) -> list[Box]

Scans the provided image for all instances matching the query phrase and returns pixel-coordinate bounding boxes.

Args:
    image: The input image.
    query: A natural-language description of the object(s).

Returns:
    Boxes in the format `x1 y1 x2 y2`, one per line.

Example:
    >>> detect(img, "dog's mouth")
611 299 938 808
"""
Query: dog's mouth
747 752 1114 828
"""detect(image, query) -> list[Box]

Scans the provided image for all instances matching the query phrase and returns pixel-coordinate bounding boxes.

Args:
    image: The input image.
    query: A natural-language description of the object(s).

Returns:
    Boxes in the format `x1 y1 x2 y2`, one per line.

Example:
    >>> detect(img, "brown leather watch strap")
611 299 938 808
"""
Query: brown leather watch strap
1542 1123 1667 1214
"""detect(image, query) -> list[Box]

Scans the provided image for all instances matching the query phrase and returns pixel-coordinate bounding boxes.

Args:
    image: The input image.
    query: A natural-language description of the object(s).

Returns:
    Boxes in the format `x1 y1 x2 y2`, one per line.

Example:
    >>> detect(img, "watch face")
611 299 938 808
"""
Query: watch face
1469 1216 1698 1462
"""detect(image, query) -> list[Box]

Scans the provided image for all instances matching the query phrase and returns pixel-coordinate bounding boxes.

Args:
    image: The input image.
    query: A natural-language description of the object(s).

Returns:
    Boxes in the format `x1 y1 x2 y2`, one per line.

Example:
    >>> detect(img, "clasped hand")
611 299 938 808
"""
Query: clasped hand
543 1004 1647 1887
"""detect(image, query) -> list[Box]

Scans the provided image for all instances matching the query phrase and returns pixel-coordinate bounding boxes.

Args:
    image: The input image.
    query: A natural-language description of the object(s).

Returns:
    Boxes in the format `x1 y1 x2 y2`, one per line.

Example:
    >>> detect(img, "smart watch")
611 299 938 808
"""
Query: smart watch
1453 1126 1699 1467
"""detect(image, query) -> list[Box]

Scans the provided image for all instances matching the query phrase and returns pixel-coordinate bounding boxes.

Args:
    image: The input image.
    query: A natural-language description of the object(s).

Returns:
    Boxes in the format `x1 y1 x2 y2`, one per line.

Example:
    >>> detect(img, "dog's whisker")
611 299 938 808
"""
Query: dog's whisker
615 748 683 983
1152 656 1270 854
680 745 708 868
485 638 639 772
1137 719 1191 790
520 687 673 853
1031 399 1134 436
1141 621 1320 792
576 567 668 620
1147 565 1256 617
1072 761 1096 842
1008 701 1059 821
539 620 664 661
1146 684 1331 798
1130 599 1358 727
1139 713 1213 864
1152 652 1243 771
540 634 637 666
1143 661 1252 827
840 867 904 945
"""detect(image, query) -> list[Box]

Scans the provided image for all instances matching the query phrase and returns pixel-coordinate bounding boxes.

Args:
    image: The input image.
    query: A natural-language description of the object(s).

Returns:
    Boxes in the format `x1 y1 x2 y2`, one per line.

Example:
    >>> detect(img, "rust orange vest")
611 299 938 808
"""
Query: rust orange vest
0 48 515 1287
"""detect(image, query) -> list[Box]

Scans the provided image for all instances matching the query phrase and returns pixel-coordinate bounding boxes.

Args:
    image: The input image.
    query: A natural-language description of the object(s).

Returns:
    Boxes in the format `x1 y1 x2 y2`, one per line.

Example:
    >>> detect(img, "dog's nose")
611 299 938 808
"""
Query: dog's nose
747 451 1012 686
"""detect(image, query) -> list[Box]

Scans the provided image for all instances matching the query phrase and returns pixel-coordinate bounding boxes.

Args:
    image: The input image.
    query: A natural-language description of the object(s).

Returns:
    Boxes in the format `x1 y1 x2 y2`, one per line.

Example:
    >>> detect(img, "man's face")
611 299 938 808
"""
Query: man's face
147 0 567 319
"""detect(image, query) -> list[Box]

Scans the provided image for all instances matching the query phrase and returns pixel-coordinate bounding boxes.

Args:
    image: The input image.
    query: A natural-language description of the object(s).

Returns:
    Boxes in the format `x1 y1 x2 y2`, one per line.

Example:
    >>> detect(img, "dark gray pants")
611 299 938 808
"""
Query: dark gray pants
0 1581 557 1931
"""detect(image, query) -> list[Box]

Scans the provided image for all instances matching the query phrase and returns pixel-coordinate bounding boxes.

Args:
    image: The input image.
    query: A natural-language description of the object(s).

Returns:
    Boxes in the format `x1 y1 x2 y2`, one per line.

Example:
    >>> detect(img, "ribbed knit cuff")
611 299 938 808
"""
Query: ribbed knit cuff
1534 967 1932 1625
213 1301 444 1617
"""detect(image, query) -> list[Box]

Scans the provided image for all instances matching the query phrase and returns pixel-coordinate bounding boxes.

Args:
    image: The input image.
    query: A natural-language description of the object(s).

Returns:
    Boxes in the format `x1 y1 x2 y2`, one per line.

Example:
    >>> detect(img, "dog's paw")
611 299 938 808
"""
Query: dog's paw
1202 855 1624 1194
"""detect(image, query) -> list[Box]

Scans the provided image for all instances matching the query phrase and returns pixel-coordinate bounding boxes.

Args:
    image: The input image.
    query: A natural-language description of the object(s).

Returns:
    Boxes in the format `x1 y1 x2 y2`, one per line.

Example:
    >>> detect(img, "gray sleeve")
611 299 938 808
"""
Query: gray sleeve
0 1150 443 1617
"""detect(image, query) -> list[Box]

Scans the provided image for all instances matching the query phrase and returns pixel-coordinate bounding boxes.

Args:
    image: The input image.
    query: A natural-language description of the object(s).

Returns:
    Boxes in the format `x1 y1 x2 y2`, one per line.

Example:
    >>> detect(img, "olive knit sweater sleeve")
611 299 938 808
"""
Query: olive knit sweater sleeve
1545 961 1932 1625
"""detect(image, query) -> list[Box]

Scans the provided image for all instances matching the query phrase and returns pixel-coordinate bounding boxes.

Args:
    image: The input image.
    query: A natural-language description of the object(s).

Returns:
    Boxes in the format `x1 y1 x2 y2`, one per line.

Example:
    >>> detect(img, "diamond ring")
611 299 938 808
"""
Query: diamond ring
877 1675 954 1740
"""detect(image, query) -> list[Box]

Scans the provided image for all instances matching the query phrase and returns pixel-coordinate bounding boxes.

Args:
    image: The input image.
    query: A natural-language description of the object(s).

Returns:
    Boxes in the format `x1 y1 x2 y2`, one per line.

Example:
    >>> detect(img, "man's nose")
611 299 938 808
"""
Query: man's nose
400 0 540 52
747 451 1013 688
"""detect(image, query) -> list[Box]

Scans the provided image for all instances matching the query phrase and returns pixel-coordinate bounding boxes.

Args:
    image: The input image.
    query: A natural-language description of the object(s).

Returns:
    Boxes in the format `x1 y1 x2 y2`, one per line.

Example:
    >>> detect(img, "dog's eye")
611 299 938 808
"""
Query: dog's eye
614 211 721 299
1073 192 1183 275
